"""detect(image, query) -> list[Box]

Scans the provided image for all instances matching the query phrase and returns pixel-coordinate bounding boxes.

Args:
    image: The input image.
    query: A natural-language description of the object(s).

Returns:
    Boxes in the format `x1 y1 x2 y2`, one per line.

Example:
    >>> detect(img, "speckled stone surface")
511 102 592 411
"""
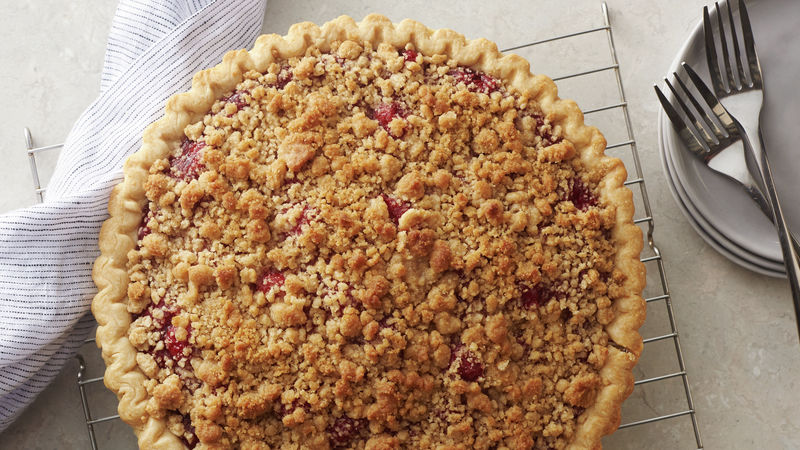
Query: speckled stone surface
1 1 798 449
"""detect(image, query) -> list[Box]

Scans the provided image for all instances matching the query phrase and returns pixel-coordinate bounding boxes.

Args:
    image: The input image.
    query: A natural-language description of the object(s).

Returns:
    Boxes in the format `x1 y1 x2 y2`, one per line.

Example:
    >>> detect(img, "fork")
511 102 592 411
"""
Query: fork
654 64 790 245
703 0 800 327
655 65 800 339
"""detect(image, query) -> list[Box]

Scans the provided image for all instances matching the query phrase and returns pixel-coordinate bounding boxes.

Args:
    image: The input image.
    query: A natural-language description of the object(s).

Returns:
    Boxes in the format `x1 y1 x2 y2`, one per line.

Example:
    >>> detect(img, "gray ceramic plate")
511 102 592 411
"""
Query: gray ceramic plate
660 116 786 277
658 0 800 266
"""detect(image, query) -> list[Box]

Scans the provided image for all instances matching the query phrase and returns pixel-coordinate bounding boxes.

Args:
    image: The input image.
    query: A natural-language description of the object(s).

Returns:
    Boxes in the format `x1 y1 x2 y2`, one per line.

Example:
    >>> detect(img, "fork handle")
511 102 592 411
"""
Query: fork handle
744 126 800 339
741 184 800 254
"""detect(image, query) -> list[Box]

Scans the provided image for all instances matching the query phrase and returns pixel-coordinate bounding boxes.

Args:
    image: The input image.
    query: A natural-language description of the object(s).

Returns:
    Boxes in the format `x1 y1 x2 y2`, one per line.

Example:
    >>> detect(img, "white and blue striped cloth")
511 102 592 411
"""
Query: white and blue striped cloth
0 0 267 431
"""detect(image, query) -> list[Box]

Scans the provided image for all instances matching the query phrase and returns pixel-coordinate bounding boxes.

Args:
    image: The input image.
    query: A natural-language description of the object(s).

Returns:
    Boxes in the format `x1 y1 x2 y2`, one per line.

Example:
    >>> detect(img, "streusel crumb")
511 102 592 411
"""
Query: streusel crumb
126 38 622 449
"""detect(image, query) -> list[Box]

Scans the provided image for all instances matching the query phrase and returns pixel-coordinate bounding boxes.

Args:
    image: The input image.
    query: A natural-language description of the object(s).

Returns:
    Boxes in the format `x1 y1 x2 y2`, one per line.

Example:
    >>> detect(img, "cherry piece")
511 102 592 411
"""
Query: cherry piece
137 223 151 241
272 65 293 89
279 399 310 418
520 284 550 309
517 113 564 145
180 414 198 449
222 90 248 109
568 178 597 211
137 204 152 241
170 139 206 181
400 48 418 62
380 193 411 225
164 325 189 359
327 416 367 447
277 203 318 240
258 269 285 295
546 134 564 146
139 304 177 330
450 344 484 382
151 349 170 368
289 204 315 236
449 68 500 94
372 101 408 137
139 304 192 367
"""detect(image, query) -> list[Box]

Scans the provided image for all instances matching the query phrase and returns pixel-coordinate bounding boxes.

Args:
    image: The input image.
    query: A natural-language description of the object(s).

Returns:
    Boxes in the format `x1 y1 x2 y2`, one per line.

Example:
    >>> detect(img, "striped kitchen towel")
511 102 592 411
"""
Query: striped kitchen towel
0 0 267 431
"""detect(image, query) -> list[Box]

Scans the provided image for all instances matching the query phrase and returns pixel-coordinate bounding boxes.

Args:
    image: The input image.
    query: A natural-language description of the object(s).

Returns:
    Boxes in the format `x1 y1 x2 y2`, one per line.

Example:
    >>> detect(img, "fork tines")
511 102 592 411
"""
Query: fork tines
703 0 762 94
654 63 740 161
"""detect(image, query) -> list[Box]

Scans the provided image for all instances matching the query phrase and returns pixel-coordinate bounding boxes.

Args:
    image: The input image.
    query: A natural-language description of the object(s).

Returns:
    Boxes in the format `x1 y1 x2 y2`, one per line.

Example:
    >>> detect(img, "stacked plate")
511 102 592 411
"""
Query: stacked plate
658 0 800 278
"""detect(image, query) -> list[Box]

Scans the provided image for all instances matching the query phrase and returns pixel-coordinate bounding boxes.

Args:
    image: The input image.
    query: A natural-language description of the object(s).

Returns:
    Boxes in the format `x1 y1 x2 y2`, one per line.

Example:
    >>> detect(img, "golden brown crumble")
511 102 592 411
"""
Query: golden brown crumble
126 39 624 449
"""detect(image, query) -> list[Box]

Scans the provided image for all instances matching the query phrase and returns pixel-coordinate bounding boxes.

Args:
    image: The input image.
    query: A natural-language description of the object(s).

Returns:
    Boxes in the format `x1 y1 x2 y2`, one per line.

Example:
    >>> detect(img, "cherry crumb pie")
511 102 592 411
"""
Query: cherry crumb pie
92 14 645 450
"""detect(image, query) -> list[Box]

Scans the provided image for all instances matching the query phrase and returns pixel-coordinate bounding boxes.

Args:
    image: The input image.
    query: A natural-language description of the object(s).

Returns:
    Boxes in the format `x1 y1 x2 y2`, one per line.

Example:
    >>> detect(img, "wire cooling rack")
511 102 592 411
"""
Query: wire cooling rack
22 3 703 449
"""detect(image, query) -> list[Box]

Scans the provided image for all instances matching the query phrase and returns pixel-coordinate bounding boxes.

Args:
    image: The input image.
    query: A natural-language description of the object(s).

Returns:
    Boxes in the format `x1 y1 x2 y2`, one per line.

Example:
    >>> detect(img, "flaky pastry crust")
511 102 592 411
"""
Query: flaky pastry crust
92 14 645 450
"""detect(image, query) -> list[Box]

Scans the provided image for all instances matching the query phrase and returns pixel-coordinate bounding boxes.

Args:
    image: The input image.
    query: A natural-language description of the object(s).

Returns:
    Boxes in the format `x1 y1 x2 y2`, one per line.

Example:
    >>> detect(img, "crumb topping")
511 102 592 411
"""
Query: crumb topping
127 38 624 449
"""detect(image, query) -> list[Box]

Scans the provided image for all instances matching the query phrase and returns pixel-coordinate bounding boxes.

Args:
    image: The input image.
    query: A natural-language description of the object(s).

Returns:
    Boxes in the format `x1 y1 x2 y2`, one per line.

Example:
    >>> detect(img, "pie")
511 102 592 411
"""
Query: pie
92 14 645 450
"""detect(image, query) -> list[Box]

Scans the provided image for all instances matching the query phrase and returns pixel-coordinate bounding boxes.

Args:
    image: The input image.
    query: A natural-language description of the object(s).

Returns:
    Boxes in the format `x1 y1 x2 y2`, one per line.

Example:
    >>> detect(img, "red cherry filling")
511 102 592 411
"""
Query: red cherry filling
136 303 177 329
400 48 418 62
222 90 248 109
290 204 317 236
517 113 563 145
326 416 367 447
164 325 190 359
520 284 550 309
137 203 152 241
568 178 597 211
258 269 285 296
279 399 311 418
449 68 500 94
277 203 317 239
372 101 408 137
450 344 484 382
180 414 198 449
170 139 206 181
380 193 411 225
546 134 564 146
272 65 293 89
137 223 151 241
137 304 194 367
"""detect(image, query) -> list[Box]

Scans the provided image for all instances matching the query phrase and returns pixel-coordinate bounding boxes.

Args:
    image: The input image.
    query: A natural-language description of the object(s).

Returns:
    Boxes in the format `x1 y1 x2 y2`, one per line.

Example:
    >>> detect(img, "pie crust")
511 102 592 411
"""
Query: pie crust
92 14 645 450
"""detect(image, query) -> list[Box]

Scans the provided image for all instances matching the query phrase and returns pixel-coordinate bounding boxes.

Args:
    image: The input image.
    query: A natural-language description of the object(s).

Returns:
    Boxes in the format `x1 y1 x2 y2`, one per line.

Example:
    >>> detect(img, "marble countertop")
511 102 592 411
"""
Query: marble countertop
1 1 798 448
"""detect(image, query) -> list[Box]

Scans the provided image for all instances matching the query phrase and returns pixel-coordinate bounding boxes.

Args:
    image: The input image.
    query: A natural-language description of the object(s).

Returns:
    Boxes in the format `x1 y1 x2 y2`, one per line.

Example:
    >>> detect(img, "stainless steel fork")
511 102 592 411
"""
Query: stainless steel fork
656 64 767 214
655 64 800 339
703 0 800 312
704 0 800 333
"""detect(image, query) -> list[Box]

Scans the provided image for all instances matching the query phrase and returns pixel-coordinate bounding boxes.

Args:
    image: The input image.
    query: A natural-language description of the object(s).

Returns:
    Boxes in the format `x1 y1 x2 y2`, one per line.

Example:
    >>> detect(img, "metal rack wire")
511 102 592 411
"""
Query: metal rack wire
22 3 702 449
